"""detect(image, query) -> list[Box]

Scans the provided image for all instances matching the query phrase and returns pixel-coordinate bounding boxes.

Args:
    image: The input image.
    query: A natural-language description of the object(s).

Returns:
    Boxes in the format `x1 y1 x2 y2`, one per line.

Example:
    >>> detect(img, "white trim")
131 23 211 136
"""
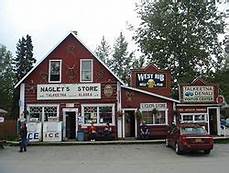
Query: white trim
81 103 115 126
207 107 220 136
177 103 222 107
15 31 124 88
80 59 93 82
123 108 138 138
48 59 62 83
121 85 180 103
19 83 25 116
62 108 78 140
180 113 208 123
27 104 60 123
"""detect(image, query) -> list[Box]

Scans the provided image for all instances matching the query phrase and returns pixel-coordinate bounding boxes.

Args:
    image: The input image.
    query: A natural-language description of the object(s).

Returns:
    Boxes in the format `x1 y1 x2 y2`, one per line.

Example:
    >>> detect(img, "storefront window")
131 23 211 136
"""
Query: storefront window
99 106 112 124
29 106 42 121
182 114 206 123
28 105 59 122
142 111 166 125
44 106 58 121
82 104 114 125
84 106 97 124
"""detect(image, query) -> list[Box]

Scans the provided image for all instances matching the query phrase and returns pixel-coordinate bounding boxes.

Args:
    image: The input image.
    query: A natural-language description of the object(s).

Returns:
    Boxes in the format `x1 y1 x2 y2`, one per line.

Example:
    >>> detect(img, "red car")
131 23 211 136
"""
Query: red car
166 123 213 154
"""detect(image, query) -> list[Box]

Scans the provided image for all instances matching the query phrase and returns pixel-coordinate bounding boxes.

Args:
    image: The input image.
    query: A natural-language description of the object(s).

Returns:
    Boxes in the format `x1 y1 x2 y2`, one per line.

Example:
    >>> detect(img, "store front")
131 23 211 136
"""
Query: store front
15 32 123 141
177 78 223 135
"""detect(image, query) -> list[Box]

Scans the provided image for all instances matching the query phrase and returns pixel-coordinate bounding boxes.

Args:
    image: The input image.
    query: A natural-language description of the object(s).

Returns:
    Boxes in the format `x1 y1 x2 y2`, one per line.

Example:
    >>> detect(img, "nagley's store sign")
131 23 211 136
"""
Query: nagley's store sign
182 86 214 103
37 83 101 100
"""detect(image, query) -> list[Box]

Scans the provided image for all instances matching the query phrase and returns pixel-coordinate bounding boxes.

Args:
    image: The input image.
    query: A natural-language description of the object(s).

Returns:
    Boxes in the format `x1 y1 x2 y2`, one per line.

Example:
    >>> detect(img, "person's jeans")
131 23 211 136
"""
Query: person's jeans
20 137 27 152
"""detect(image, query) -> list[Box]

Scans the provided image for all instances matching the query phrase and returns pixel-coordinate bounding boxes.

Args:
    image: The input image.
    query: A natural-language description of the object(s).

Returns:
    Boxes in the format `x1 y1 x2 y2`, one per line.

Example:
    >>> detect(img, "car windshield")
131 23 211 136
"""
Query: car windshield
180 127 207 135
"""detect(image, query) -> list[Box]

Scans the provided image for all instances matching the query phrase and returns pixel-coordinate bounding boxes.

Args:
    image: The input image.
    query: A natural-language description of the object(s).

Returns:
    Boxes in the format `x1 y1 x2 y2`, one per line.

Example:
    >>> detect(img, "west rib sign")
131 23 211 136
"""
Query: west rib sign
37 83 101 100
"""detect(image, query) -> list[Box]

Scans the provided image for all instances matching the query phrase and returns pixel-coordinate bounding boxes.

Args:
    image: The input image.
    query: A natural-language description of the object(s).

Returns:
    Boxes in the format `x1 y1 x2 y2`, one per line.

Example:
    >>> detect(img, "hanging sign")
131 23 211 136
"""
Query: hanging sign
182 86 214 103
37 83 101 100
136 73 166 88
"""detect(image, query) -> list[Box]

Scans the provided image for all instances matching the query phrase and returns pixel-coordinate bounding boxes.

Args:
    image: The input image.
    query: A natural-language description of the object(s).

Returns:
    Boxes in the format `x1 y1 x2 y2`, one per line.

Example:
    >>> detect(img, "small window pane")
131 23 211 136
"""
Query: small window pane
155 111 165 124
50 61 61 82
44 106 58 121
142 111 153 124
81 60 92 81
194 114 205 122
183 115 193 122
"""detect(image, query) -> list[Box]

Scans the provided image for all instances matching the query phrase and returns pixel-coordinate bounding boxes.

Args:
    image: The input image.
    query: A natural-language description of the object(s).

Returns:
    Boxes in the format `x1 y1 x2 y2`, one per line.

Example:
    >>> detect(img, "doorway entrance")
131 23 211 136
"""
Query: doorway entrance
66 112 76 139
124 110 135 138
209 108 217 135
63 108 78 140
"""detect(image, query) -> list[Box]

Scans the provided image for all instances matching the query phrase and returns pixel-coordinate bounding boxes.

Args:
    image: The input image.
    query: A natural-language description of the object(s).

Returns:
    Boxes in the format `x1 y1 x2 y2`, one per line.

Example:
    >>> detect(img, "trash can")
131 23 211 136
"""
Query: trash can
77 131 84 141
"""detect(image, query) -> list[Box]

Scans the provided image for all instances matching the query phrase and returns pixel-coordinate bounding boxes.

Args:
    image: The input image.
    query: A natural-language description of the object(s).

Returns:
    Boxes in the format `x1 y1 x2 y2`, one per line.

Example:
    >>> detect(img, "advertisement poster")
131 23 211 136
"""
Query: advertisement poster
43 122 62 142
183 86 214 103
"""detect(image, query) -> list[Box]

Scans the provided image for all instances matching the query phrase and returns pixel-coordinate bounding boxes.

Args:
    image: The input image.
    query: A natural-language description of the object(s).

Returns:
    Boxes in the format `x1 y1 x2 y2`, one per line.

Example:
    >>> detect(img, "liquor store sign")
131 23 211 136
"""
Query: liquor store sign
183 86 214 103
37 83 101 100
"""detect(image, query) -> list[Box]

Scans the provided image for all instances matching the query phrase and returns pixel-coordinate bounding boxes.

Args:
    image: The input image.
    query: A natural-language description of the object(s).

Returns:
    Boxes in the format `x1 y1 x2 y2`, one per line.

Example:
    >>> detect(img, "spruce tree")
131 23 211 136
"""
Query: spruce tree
110 32 133 84
0 44 15 113
95 36 111 65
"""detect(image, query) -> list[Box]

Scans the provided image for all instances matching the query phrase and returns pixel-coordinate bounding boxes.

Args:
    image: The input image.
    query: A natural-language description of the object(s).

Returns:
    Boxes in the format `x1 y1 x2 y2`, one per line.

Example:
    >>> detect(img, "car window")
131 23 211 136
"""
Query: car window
180 127 207 135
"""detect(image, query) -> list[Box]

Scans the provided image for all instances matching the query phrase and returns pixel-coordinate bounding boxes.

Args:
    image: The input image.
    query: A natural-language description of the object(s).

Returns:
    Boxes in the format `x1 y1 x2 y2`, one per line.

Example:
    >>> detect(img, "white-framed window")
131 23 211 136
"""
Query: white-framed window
181 113 207 123
80 59 93 82
81 104 115 125
141 110 167 125
27 104 59 122
48 60 62 83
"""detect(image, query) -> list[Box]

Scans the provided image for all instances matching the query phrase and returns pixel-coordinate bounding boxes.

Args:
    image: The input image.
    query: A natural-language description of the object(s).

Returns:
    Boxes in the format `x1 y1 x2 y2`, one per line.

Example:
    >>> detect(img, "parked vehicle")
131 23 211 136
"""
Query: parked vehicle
166 123 213 155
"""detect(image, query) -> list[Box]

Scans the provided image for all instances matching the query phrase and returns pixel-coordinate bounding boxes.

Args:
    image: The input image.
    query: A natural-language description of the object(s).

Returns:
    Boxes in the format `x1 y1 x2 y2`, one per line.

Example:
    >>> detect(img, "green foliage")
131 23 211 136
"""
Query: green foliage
134 0 225 87
13 34 36 81
0 44 15 113
109 32 134 84
95 36 111 65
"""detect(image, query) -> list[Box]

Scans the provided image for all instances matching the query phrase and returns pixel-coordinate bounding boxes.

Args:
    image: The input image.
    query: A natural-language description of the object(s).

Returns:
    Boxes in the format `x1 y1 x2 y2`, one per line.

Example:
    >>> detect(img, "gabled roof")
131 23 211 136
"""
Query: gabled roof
15 31 125 88
121 85 180 103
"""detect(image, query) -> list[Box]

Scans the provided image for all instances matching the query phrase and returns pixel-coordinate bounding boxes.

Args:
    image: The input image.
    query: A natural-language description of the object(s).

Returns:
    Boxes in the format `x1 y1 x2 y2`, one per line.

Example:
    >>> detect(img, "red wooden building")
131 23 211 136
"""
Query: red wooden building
176 78 224 136
14 32 181 141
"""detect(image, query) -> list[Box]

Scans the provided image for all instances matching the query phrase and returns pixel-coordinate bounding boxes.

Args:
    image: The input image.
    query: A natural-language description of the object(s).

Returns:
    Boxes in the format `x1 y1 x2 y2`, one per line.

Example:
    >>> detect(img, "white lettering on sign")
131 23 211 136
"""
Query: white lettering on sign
37 83 101 100
183 86 214 103
140 103 167 111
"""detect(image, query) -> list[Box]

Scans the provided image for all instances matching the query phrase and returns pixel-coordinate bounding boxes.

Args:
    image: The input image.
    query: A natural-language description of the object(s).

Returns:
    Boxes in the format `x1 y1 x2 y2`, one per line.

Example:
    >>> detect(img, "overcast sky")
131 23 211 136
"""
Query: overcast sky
0 0 140 61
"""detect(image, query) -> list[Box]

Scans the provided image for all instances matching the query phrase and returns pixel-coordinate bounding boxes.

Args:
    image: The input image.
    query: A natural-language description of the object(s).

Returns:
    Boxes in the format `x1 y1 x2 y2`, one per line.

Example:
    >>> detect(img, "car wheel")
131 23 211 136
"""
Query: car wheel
175 143 182 155
165 139 169 147
204 150 211 154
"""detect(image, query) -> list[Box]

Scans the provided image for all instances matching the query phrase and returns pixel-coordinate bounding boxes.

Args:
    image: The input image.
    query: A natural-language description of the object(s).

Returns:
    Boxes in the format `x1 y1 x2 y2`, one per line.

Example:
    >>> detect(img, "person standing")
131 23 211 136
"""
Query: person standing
19 123 27 152
89 123 96 141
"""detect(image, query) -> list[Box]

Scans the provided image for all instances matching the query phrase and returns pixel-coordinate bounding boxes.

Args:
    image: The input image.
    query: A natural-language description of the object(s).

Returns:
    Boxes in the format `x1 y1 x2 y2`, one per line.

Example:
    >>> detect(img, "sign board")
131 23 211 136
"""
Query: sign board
140 103 167 111
43 122 62 142
182 86 214 103
136 73 166 88
37 83 101 100
0 117 4 123
27 122 42 142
